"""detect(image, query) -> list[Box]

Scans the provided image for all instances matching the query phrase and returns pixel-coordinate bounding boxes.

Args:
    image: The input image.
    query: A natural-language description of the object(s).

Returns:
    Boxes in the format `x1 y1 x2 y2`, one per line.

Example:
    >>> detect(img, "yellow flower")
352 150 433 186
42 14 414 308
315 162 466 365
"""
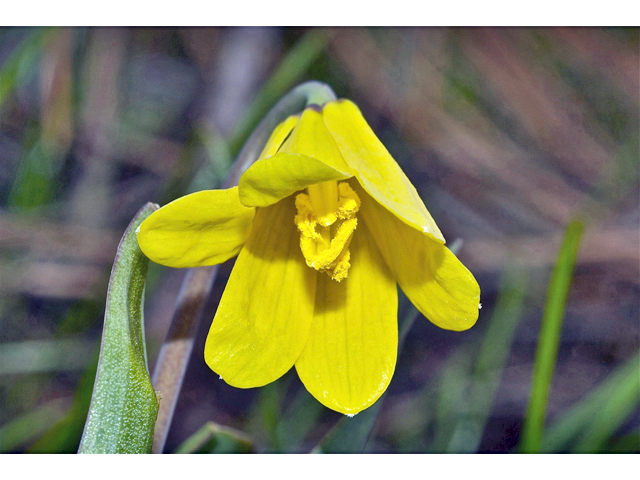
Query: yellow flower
137 99 480 415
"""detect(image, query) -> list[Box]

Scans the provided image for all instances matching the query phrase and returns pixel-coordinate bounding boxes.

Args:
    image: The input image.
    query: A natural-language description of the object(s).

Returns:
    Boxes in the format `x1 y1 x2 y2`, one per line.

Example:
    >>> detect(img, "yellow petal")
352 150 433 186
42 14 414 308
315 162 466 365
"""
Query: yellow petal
205 197 317 388
357 184 480 331
137 187 255 268
323 99 444 243
295 216 398 415
279 106 351 174
257 113 300 159
238 153 350 207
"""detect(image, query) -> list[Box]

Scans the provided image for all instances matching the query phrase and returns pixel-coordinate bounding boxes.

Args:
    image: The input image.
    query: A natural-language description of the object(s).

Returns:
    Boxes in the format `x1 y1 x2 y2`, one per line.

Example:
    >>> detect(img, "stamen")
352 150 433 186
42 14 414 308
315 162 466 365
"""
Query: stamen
307 181 339 227
294 181 361 282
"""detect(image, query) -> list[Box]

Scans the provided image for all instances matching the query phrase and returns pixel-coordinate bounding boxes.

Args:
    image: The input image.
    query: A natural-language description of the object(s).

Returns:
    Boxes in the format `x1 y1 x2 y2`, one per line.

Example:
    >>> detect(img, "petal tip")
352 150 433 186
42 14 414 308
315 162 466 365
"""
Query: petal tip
297 362 395 415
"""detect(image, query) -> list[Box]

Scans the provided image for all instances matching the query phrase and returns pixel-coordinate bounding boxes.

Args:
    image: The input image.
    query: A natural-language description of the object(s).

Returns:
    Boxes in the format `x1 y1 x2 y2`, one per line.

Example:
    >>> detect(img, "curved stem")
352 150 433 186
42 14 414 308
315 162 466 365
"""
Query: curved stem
150 81 336 454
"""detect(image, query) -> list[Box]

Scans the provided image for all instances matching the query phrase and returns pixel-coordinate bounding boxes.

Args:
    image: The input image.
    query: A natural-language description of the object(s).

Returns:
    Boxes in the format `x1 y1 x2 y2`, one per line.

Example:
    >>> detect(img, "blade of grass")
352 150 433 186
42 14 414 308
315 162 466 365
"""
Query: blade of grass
0 399 68 452
606 432 640 454
173 422 253 454
0 28 52 108
248 378 284 451
519 219 584 453
28 352 99 453
310 400 384 454
78 203 159 454
8 139 63 211
541 352 639 452
430 347 474 452
571 357 639 453
445 266 527 453
150 264 218 454
0 338 94 374
275 387 326 452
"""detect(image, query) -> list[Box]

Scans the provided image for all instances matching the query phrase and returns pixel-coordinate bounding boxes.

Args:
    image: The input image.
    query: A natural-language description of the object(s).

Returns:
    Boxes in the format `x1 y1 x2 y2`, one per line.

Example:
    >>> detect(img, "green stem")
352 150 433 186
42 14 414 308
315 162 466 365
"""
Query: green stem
149 81 336 454
304 82 338 107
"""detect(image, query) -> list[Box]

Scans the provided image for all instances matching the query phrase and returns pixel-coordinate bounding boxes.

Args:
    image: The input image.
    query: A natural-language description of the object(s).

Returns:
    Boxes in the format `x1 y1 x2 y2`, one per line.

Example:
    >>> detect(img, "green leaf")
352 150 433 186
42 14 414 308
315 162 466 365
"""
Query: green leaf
519 219 584 453
78 203 160 454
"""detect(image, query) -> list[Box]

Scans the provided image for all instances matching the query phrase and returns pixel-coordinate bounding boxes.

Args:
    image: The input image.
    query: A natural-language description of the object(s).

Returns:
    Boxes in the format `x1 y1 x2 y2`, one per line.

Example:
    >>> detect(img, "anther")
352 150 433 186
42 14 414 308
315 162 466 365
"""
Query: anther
294 181 360 281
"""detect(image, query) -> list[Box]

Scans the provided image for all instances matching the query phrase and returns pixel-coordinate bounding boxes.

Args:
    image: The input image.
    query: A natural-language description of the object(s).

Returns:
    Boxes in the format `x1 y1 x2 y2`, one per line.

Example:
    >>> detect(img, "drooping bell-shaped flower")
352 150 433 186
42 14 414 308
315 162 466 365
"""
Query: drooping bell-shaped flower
138 99 480 415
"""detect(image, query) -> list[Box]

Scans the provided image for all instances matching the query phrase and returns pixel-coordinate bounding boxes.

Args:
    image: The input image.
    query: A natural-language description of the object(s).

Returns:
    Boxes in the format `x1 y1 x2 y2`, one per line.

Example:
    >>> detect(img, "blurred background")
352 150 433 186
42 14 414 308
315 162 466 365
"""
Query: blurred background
0 27 638 453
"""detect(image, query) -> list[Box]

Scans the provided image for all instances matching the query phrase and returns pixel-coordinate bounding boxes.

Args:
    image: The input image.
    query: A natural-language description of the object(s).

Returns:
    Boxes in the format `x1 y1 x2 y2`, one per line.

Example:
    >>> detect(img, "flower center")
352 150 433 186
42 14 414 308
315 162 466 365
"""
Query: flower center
294 181 360 282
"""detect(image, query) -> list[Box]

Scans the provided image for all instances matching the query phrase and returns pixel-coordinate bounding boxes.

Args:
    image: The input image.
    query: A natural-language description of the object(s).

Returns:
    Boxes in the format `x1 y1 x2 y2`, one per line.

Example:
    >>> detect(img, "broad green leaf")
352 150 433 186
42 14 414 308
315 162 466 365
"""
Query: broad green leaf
519 219 584 453
78 203 159 454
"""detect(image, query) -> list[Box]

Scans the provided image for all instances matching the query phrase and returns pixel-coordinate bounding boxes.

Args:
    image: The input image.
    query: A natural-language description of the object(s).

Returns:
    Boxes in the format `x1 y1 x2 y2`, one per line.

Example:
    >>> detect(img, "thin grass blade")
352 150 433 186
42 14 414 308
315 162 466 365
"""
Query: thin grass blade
0 28 52 107
571 354 639 453
445 266 527 452
28 352 99 453
173 422 253 454
519 219 584 453
539 352 639 453
0 399 68 452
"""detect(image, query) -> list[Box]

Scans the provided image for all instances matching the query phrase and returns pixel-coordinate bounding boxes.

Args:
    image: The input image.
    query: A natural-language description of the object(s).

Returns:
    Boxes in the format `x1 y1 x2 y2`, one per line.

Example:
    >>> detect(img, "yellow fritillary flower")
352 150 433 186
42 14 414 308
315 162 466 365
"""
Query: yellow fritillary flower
137 99 480 415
